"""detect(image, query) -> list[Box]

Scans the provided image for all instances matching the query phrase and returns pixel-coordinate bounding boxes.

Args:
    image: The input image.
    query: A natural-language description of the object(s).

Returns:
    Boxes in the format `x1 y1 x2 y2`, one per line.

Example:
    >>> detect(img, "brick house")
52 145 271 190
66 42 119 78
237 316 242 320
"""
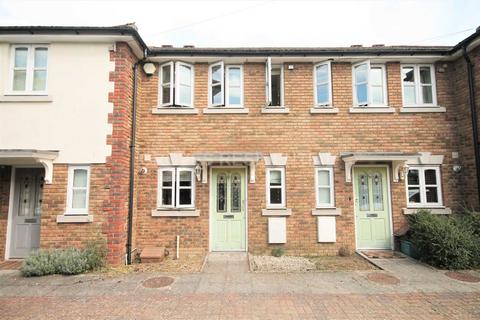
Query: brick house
0 25 479 265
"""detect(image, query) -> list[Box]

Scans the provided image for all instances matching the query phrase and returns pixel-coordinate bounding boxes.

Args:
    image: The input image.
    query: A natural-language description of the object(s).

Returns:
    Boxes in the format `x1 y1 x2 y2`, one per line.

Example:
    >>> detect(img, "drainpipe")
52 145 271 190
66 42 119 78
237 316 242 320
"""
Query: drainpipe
463 45 480 207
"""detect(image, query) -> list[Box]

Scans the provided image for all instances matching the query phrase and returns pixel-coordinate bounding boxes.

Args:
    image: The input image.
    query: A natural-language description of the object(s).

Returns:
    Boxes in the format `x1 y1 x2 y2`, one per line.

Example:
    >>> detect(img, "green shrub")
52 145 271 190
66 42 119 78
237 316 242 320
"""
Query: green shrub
271 248 284 257
20 240 107 277
408 210 480 269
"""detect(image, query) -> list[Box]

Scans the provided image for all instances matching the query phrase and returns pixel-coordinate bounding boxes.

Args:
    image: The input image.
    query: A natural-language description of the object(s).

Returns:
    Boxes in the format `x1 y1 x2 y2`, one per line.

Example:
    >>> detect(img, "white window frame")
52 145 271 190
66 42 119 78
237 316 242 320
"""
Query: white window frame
157 167 195 209
208 61 225 107
8 44 49 95
174 61 195 107
159 61 174 107
158 168 175 208
225 65 244 107
313 61 332 107
315 167 335 208
66 165 90 215
401 64 437 107
266 167 286 208
352 61 388 107
406 166 443 208
266 58 284 107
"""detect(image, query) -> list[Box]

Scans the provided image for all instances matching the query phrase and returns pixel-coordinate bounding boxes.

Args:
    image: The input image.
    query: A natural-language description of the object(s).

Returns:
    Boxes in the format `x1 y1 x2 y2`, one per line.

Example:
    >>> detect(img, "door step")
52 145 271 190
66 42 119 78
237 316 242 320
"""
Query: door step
140 247 166 263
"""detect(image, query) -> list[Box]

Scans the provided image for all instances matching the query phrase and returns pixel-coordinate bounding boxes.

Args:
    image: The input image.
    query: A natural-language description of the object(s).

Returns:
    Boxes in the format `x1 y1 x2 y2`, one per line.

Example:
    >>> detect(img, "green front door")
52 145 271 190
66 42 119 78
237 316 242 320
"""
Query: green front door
211 168 246 251
354 167 392 249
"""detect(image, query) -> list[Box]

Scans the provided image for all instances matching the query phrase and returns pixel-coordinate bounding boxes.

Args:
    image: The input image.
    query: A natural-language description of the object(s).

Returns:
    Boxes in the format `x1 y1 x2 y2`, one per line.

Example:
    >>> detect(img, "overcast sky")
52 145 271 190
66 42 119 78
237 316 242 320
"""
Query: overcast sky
0 0 478 47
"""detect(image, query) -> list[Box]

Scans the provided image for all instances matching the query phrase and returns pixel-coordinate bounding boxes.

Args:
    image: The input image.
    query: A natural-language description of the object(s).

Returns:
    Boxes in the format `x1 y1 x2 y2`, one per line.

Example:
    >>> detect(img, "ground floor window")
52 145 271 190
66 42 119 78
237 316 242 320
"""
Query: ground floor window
66 165 90 214
266 167 285 208
158 167 195 209
406 166 442 207
315 167 334 208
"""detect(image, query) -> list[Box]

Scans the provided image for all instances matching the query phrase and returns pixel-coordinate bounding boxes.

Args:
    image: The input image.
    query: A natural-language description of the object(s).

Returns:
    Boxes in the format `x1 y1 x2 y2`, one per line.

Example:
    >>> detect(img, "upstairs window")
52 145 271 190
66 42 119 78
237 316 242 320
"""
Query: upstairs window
208 63 244 107
266 168 286 208
159 61 194 107
265 57 284 107
314 62 332 107
158 168 195 208
402 65 437 107
67 165 90 215
10 45 48 94
352 61 387 107
406 166 442 207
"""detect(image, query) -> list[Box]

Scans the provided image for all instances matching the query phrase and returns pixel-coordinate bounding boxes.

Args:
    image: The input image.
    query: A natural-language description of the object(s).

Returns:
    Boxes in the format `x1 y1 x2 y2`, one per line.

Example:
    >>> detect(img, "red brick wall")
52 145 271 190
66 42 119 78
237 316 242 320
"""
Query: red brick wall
0 166 11 261
133 59 463 256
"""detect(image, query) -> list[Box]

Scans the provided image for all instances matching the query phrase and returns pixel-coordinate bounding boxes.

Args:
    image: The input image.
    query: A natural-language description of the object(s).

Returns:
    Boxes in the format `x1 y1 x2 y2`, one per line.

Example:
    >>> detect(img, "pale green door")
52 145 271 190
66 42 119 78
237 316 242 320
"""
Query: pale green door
354 167 392 249
212 168 246 251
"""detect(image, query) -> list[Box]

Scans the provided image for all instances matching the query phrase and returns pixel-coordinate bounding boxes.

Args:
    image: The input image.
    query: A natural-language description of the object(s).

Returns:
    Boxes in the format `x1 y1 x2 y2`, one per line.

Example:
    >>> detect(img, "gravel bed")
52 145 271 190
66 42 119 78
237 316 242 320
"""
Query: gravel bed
250 255 316 272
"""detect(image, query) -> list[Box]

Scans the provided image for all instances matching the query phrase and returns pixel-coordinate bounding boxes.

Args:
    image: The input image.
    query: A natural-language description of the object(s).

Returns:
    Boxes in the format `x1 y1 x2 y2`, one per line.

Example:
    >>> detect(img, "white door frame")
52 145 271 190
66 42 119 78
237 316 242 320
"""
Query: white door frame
5 165 43 260
352 164 394 250
208 165 248 252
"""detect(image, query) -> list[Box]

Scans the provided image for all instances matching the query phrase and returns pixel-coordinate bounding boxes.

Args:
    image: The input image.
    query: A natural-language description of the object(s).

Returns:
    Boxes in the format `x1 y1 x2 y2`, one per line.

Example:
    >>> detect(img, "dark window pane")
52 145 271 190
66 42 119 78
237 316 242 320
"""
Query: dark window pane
426 187 438 203
217 174 226 212
179 189 192 205
162 65 171 83
162 86 170 104
402 67 415 83
408 187 421 203
162 171 172 187
270 188 282 204
179 171 192 186
162 189 172 206
424 169 437 185
419 67 431 84
271 73 281 106
212 85 222 105
408 169 419 185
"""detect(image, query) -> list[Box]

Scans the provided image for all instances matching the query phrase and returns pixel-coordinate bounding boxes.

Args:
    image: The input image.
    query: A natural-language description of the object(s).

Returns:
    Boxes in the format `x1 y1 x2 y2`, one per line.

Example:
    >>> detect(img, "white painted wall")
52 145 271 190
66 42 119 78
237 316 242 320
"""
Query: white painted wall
0 42 114 163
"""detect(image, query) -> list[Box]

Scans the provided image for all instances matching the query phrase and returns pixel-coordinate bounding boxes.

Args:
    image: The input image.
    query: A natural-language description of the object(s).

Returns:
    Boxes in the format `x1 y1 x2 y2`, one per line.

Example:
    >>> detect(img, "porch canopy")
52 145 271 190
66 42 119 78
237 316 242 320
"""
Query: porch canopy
340 152 443 183
0 149 58 184
193 152 262 183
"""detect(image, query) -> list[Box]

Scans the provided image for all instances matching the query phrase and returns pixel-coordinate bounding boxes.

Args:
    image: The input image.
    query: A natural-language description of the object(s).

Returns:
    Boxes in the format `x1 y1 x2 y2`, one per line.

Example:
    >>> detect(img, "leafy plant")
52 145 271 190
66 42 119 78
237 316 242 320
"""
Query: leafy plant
407 210 480 269
21 250 57 277
271 247 285 257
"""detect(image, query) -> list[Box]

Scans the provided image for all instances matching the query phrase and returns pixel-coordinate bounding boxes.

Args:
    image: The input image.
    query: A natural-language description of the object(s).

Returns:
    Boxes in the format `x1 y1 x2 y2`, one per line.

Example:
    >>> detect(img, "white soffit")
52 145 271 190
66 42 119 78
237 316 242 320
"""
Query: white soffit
0 149 58 184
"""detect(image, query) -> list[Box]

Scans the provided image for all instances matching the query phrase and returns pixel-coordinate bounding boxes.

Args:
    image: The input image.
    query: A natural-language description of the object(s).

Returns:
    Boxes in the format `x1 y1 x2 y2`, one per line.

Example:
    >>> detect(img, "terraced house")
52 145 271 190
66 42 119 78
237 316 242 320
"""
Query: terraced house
0 24 479 265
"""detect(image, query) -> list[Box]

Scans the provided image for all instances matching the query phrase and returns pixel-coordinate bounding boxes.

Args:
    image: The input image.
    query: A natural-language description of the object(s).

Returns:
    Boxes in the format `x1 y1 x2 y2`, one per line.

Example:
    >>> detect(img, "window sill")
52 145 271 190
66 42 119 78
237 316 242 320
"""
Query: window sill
261 107 290 114
311 208 342 216
57 214 93 223
400 106 446 113
402 207 451 215
0 95 53 102
151 107 199 114
310 107 339 114
262 208 291 216
203 107 249 114
349 106 395 113
151 209 200 217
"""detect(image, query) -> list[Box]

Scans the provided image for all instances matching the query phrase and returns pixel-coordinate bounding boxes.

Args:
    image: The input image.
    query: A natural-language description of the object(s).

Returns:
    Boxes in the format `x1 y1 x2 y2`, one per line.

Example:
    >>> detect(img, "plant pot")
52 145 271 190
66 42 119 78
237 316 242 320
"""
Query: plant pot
400 240 419 259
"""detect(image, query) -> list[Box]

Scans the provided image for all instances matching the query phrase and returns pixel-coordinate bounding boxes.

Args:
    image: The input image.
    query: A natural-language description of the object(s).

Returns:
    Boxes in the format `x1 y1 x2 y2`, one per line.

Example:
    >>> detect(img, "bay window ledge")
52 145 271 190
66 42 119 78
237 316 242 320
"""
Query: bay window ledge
57 215 93 223
311 208 342 216
400 106 446 113
402 207 452 215
310 107 339 114
203 107 249 114
261 107 290 114
151 209 200 217
151 107 198 114
262 208 292 216
0 95 53 102
349 106 395 113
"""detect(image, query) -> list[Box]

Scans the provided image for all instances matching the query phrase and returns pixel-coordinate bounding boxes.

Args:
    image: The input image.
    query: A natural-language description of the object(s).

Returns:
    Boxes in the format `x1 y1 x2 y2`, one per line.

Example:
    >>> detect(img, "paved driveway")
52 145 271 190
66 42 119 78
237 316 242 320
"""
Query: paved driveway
0 253 479 319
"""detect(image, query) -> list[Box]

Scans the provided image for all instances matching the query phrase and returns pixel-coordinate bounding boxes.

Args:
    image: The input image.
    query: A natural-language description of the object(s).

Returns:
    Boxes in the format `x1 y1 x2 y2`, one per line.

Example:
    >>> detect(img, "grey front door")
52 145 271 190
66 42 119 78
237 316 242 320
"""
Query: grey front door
10 168 44 258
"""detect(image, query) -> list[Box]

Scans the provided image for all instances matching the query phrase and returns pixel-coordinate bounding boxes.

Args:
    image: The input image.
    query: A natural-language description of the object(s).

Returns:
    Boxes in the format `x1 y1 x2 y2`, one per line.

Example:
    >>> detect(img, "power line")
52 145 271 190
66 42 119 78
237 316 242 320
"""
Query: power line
407 27 476 45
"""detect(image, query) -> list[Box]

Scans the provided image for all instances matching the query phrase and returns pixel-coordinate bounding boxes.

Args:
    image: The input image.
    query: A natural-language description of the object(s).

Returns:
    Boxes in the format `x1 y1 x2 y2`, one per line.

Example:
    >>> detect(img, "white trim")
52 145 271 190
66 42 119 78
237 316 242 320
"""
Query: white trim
352 62 388 108
263 153 288 166
352 60 370 106
7 44 49 96
203 107 249 114
176 168 195 208
225 65 244 107
369 64 388 106
65 165 90 215
349 107 395 113
311 208 342 216
267 62 284 107
158 168 175 208
405 166 443 208
0 95 52 102
152 209 200 217
315 167 335 208
174 61 194 107
402 207 451 215
159 61 174 107
208 61 224 107
262 208 292 216
157 167 195 209
56 215 93 223
400 106 446 113
5 167 15 260
152 107 198 114
313 61 332 107
265 57 272 106
266 167 286 209
401 64 437 107
262 107 290 114
310 107 338 114
352 164 394 250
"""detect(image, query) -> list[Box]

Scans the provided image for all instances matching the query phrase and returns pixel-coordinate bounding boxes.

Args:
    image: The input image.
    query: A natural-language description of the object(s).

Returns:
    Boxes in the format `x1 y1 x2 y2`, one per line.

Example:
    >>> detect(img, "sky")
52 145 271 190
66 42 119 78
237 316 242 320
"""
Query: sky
0 0 478 48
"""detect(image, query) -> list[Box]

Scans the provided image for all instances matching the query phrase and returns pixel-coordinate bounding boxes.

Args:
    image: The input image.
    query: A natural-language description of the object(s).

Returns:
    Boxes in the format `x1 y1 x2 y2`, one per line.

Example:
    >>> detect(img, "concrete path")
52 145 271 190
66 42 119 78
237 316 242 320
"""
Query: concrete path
0 253 479 319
